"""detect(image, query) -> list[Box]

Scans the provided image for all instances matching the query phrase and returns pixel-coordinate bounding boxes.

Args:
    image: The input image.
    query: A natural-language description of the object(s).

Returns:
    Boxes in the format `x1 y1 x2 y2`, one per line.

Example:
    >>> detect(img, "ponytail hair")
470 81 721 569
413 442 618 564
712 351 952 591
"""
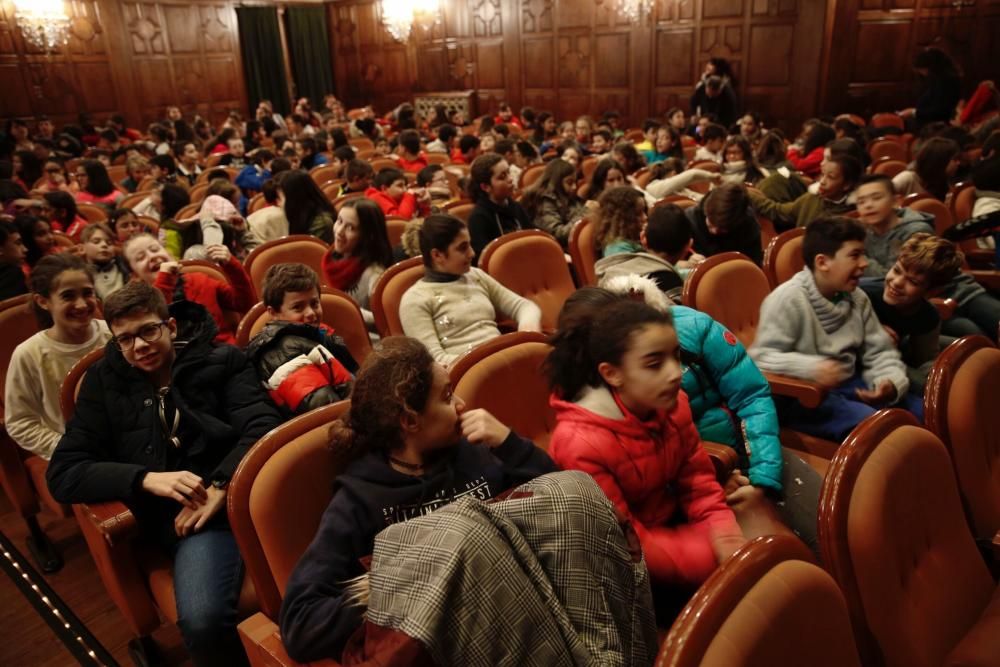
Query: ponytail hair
328 337 436 460
545 289 672 398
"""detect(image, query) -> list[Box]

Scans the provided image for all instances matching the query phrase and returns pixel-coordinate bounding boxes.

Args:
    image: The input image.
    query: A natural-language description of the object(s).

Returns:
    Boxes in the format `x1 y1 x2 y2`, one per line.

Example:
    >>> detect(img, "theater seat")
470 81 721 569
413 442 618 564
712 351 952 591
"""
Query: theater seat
242 235 330 296
478 230 576 332
568 217 597 287
763 228 805 288
228 401 350 667
0 294 68 573
925 335 1000 552
235 288 373 365
659 535 860 667
819 409 1000 667
370 256 424 337
61 347 258 664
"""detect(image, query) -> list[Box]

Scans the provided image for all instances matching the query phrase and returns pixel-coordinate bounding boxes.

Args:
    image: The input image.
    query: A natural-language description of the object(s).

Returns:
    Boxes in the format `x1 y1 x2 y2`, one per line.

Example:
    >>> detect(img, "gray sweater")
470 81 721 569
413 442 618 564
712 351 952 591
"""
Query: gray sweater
863 208 935 278
749 269 909 399
399 268 541 366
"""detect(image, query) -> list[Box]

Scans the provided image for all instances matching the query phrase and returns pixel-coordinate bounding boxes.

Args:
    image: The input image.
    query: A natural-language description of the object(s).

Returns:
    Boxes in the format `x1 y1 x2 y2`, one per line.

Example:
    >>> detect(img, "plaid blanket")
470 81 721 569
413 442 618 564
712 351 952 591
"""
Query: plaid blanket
360 470 658 666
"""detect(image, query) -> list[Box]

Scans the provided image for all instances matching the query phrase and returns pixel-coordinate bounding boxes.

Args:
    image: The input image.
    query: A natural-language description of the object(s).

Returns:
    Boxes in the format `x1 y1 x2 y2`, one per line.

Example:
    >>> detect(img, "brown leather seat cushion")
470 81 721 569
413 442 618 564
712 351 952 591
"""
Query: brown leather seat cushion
946 586 1000 666
848 426 994 667
701 560 860 666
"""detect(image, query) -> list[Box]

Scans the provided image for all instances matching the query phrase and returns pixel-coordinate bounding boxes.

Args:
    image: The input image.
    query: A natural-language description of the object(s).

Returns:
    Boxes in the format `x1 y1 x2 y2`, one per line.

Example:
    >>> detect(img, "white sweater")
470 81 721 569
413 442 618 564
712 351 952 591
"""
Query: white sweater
749 269 908 398
4 320 111 459
399 268 541 366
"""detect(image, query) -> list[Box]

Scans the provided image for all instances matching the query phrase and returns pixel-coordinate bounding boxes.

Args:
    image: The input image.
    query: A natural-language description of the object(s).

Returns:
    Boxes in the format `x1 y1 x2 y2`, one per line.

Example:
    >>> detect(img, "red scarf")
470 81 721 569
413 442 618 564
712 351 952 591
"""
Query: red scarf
322 252 366 291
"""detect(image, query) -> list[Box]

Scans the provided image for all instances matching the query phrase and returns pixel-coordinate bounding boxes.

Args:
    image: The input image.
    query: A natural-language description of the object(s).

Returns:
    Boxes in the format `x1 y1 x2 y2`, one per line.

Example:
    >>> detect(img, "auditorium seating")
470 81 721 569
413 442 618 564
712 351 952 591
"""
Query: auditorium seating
763 228 806 288
370 256 424 337
924 335 1000 553
242 235 329 296
568 218 598 286
659 535 861 667
478 229 576 332
819 409 1000 667
0 294 67 573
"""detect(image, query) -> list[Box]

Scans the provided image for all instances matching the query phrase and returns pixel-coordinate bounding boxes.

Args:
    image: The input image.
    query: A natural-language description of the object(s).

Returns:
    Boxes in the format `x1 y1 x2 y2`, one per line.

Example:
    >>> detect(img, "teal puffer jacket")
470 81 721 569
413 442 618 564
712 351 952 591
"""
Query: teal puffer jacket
672 305 783 491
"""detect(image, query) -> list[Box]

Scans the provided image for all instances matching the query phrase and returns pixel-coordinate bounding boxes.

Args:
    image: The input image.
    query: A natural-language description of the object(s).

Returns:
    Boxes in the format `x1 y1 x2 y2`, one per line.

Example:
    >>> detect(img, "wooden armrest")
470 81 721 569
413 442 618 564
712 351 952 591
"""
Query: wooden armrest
764 372 826 409
965 269 1000 292
963 249 996 270
703 441 738 482
78 500 138 547
930 297 958 320
238 613 342 667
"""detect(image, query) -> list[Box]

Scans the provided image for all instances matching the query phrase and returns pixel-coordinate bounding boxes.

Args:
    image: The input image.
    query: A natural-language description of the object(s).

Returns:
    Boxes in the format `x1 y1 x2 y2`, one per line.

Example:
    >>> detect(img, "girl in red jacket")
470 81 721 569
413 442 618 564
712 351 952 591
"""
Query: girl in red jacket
123 233 256 345
545 295 743 591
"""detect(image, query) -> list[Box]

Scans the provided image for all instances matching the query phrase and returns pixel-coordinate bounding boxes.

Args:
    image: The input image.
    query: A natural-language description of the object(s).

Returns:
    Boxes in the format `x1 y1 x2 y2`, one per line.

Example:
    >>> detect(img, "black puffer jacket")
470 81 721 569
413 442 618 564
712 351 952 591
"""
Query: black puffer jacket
47 300 283 547
245 321 358 416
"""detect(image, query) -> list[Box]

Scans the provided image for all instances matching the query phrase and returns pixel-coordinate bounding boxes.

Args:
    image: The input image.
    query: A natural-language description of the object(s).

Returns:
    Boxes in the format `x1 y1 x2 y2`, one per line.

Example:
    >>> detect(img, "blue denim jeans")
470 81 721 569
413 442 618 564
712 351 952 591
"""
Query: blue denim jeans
775 375 924 443
171 525 249 667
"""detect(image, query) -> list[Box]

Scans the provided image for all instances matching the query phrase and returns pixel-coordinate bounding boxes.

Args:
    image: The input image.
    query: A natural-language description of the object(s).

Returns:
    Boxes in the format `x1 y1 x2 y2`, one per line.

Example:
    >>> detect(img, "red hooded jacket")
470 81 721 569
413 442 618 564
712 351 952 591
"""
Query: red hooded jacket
153 257 256 344
364 187 422 220
548 386 739 586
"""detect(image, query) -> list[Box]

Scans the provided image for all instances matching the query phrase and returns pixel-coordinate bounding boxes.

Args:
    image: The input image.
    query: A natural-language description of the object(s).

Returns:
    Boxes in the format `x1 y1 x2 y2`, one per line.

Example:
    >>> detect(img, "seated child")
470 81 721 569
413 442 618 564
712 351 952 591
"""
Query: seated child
520 158 586 247
862 234 964 393
109 208 145 244
0 220 28 300
546 297 744 590
322 198 393 327
364 167 428 220
163 183 260 261
80 222 129 299
685 183 763 265
340 158 374 196
279 336 557 662
6 254 111 460
47 282 282 666
595 203 693 302
247 178 289 243
393 129 429 174
693 123 726 163
749 216 921 443
855 174 935 278
123 233 255 345
595 185 647 257
399 214 541 367
416 164 454 209
748 154 861 230
246 263 357 416
466 154 533 260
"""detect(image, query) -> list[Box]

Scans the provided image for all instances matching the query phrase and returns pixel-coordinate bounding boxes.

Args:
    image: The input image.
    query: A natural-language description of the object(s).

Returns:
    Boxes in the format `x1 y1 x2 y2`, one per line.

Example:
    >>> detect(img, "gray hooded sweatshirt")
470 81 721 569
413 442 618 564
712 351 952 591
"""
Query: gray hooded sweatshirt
863 207 935 278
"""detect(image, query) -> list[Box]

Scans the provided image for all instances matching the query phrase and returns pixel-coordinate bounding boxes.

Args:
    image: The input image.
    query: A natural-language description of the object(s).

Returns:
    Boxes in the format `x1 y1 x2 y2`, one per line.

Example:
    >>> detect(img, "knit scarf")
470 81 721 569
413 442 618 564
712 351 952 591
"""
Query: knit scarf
424 269 460 283
322 252 365 291
799 269 854 334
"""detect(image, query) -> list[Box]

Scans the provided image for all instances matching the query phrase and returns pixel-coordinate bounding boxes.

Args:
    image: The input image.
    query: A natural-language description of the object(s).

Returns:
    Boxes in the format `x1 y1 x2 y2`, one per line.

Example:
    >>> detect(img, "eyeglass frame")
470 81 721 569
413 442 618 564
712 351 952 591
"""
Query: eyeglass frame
112 320 170 351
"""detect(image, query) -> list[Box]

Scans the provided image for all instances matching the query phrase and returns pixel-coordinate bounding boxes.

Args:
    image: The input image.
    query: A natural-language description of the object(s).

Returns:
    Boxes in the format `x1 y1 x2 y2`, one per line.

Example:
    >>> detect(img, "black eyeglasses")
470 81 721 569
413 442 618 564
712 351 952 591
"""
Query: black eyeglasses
113 321 168 351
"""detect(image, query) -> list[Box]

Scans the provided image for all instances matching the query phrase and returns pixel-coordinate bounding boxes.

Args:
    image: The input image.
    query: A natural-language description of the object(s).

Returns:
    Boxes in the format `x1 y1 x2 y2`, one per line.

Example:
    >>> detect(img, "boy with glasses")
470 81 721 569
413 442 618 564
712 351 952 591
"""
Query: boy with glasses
48 281 282 666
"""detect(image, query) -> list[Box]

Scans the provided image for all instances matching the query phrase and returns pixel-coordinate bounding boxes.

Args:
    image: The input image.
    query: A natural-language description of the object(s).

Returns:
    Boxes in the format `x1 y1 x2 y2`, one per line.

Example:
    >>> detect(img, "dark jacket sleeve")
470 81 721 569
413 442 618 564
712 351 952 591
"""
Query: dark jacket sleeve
492 430 558 488
0 263 27 301
46 366 149 504
211 347 283 481
279 493 369 662
467 205 496 263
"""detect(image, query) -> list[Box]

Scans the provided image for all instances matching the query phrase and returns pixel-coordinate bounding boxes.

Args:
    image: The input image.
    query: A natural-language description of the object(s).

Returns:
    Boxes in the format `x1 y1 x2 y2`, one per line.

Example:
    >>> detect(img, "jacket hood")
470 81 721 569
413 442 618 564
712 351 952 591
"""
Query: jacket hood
598 273 673 312
897 207 936 228
550 385 672 438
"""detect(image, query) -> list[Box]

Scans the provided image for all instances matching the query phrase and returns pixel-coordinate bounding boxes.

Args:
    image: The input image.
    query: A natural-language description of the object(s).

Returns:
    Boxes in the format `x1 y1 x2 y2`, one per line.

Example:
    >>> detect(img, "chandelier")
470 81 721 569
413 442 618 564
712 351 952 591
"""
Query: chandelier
381 0 441 43
13 0 71 52
611 0 653 22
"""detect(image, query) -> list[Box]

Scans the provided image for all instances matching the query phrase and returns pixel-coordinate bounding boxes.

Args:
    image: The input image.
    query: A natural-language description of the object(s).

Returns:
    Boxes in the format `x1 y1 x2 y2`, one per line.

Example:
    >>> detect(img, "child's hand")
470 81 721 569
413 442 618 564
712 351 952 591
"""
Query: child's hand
882 324 900 347
460 409 511 448
228 214 246 230
856 380 897 405
158 261 181 275
723 468 750 496
141 471 207 509
813 359 845 389
205 244 231 265
711 530 746 564
174 486 227 537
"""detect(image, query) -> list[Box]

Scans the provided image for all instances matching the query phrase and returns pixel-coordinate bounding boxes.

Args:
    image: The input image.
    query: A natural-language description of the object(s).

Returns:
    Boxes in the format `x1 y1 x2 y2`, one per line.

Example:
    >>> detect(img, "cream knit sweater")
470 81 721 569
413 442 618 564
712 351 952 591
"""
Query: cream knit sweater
5 320 112 459
399 268 541 366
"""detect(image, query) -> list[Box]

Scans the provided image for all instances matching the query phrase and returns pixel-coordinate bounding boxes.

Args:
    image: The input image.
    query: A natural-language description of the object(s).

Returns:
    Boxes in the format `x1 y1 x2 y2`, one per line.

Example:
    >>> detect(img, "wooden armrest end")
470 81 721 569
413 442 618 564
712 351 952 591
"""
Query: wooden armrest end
764 372 826 409
79 500 138 546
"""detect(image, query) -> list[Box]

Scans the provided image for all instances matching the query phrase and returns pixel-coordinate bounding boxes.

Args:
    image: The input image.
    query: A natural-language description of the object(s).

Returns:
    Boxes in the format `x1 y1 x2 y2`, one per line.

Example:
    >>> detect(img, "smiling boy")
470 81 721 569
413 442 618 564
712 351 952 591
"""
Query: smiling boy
47 281 282 666
749 216 919 442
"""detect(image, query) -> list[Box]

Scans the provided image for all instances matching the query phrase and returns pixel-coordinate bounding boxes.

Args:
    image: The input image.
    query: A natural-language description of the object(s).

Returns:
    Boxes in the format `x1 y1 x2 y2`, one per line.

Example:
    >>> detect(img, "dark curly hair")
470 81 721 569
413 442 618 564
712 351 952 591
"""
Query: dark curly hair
329 337 436 458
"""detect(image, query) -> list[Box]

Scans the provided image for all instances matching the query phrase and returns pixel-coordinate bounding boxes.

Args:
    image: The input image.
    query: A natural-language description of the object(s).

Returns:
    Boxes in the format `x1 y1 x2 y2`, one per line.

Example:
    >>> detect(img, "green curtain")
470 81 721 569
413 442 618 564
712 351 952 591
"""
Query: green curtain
236 7 290 115
285 6 335 108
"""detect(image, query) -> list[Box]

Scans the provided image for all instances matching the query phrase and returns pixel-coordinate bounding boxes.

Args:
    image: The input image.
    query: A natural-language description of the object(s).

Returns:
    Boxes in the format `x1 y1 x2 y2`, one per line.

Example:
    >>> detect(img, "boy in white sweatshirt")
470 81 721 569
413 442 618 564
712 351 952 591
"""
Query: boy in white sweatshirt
749 216 921 442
